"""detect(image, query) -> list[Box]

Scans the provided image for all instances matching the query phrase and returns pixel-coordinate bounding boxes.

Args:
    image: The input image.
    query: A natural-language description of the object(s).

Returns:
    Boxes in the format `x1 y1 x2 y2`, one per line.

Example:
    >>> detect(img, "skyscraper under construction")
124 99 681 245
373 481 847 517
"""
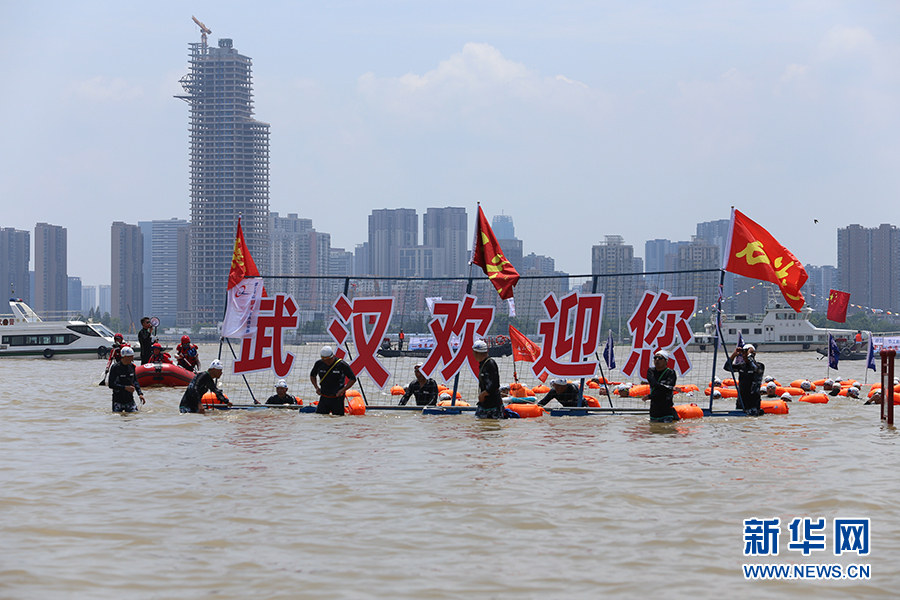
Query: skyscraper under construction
177 26 269 325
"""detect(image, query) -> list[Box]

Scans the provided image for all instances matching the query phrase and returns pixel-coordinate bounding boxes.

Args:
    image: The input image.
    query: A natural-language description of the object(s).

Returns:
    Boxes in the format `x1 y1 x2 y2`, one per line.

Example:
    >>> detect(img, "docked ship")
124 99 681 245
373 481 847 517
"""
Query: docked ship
690 302 858 353
0 299 116 359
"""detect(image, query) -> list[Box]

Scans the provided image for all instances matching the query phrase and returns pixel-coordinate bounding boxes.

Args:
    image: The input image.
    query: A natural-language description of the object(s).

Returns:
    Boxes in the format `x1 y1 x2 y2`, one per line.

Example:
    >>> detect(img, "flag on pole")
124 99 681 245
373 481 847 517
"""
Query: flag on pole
865 334 876 372
222 218 266 338
509 325 540 362
722 208 808 312
828 333 840 370
826 289 851 323
602 330 616 370
508 325 547 382
471 205 520 301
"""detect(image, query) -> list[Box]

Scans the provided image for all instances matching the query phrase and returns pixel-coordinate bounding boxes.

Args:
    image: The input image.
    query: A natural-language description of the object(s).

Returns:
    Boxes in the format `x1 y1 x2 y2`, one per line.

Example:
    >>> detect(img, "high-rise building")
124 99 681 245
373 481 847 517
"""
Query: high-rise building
491 214 515 240
67 277 82 313
1 227 30 304
98 285 111 315
398 247 446 277
34 223 67 318
838 224 900 312
675 237 719 310
696 218 734 302
82 285 97 313
177 35 270 325
354 242 369 276
329 248 353 277
111 222 143 328
591 235 635 322
644 239 671 274
368 209 417 276
423 207 467 277
139 219 190 327
269 213 331 310
805 264 838 312
522 252 556 276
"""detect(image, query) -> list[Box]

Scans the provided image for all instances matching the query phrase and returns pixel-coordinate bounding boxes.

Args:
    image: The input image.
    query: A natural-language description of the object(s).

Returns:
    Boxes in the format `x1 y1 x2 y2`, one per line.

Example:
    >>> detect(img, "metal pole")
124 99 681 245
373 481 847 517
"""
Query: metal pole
342 276 367 406
709 270 725 413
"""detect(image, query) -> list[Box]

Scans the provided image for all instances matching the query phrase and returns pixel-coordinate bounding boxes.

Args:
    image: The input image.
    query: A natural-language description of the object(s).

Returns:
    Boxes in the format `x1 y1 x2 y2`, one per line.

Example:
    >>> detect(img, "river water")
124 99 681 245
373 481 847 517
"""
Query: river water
1 347 897 599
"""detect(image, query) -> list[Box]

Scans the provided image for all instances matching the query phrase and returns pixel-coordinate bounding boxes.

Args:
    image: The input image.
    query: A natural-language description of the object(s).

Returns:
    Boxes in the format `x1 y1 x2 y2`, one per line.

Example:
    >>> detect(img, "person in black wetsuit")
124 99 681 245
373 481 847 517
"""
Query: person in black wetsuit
474 340 504 419
643 350 678 422
398 363 439 406
180 359 230 414
310 346 357 415
724 344 765 415
538 378 581 407
138 317 153 364
266 379 299 405
107 346 144 412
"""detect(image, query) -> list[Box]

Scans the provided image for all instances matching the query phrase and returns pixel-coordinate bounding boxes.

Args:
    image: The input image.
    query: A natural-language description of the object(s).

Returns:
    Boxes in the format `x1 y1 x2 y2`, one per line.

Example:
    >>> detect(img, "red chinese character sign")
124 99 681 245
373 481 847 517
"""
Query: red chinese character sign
622 290 697 379
327 295 395 388
233 293 299 378
532 291 603 380
421 295 495 381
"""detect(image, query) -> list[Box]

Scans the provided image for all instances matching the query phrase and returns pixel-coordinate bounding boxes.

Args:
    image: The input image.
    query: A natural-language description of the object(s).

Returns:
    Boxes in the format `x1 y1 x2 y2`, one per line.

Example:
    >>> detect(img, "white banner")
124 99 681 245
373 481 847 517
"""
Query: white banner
222 278 264 338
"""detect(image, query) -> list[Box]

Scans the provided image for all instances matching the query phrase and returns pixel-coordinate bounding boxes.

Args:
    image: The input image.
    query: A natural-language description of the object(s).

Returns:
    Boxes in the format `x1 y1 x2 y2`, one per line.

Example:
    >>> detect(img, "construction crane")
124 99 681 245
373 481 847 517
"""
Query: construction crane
191 16 211 47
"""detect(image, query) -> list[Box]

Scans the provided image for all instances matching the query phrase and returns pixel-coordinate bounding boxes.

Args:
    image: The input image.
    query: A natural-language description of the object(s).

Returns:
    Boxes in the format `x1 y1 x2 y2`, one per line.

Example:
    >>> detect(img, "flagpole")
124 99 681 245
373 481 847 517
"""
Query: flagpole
449 261 474 408
709 270 725 413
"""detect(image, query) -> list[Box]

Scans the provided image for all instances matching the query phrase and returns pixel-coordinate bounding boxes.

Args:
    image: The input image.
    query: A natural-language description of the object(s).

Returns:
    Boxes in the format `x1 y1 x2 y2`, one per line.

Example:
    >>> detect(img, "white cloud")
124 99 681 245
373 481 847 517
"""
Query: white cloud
69 76 143 102
356 43 611 130
819 25 877 59
780 63 809 83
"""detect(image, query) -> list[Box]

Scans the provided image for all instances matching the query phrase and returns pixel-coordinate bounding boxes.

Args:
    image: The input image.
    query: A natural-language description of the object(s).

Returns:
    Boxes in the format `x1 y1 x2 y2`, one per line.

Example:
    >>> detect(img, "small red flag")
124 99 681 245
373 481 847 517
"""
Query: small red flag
471 206 519 300
509 325 540 362
826 289 850 323
228 217 263 290
723 209 808 312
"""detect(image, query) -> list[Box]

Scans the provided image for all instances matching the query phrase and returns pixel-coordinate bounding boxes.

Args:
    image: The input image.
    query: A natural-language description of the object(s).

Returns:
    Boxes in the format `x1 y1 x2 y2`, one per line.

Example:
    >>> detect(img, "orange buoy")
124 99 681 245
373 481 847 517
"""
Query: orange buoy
674 403 703 419
705 387 738 398
813 379 827 386
345 395 366 415
722 378 736 387
437 399 470 406
629 384 651 397
587 380 600 389
781 387 805 396
761 399 789 414
532 385 550 394
390 385 405 395
512 387 531 398
525 388 535 397
800 393 829 404
584 396 601 407
505 403 545 418
346 389 362 397
202 391 228 404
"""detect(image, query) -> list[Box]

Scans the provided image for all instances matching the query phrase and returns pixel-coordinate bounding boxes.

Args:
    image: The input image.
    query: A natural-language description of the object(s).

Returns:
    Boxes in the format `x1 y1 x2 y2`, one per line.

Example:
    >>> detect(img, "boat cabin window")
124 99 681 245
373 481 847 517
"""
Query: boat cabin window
67 325 100 337
741 328 749 334
729 328 736 334
90 323 116 338
2 334 77 346
754 328 762 334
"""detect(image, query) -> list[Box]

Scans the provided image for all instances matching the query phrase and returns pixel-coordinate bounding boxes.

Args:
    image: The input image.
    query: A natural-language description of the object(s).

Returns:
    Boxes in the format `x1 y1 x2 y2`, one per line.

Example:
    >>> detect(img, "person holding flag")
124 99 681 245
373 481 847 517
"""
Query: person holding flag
724 344 765 416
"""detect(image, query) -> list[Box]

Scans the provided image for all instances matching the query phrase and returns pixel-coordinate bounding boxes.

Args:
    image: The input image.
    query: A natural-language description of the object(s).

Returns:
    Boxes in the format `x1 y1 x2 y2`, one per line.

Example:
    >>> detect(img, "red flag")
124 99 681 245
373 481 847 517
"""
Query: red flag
509 325 540 362
228 217 262 290
471 206 519 300
826 289 850 323
722 209 808 312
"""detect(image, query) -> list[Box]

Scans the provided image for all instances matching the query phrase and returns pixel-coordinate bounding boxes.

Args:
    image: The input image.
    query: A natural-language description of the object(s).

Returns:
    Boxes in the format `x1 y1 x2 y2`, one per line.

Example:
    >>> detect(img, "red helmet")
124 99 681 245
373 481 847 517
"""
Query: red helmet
152 342 162 349
181 335 191 344
114 333 123 341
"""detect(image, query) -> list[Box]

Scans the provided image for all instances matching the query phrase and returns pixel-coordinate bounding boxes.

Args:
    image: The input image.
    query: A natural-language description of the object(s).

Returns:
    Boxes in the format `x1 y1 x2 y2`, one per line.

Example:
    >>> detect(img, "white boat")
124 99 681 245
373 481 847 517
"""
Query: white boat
0 299 116 359
690 302 859 353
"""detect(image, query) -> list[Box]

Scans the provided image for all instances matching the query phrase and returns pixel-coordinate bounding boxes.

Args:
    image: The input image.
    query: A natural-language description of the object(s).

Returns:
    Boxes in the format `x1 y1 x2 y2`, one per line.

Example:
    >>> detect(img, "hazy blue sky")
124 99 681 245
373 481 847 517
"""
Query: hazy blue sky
2 1 898 287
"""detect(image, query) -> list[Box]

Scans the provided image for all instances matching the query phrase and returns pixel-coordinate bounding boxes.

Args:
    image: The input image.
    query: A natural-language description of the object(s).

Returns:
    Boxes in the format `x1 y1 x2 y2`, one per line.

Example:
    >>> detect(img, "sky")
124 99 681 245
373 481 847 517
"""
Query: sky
1 1 899 287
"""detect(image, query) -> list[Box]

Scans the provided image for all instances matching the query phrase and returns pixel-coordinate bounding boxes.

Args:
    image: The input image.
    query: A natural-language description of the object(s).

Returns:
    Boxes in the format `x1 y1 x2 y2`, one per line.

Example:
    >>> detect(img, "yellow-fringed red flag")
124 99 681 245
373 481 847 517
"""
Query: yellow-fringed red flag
471 205 519 300
222 217 266 338
722 208 808 312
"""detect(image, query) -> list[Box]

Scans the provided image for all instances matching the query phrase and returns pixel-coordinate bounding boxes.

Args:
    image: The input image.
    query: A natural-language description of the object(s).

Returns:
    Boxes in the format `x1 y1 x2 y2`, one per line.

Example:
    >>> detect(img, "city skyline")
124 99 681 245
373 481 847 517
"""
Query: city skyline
2 3 897 288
